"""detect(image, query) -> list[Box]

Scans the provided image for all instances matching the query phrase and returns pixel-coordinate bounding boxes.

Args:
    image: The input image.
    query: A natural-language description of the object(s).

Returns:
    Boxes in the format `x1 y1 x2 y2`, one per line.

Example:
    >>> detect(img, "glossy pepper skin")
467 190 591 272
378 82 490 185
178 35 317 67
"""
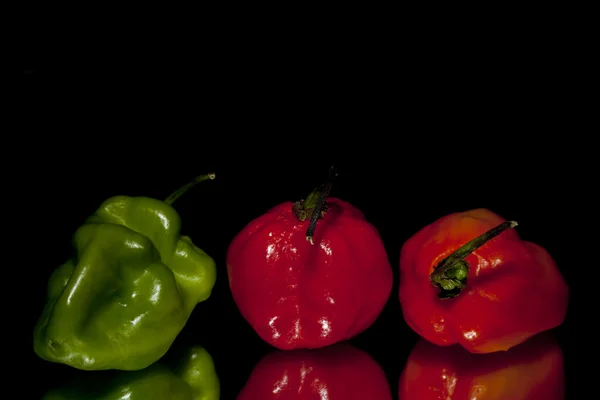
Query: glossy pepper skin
398 333 565 399
238 343 392 399
399 208 569 353
227 172 393 350
43 345 220 400
34 175 217 370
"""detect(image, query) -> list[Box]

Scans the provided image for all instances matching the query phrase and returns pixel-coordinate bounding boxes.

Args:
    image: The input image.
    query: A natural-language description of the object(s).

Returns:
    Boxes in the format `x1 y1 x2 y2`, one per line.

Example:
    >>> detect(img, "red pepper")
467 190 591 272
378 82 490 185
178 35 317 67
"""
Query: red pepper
398 332 565 399
227 167 393 350
238 343 392 399
399 208 569 353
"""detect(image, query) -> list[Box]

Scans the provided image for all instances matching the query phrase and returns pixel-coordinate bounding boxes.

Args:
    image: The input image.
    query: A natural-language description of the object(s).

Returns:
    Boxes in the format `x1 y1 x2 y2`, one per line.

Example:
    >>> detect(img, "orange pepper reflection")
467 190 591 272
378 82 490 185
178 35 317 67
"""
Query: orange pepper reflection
398 332 565 399
238 343 391 399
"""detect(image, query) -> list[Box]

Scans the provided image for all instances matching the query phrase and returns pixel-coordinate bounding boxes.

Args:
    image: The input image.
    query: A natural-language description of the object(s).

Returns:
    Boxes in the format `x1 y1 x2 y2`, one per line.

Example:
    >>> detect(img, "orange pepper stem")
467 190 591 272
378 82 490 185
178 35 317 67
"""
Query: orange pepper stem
430 220 518 299
164 173 216 206
291 166 338 245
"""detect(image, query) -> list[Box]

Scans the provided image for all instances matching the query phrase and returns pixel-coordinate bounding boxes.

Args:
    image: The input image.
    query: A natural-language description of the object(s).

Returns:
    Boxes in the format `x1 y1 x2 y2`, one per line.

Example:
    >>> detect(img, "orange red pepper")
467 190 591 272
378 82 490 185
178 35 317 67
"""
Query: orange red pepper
399 208 569 353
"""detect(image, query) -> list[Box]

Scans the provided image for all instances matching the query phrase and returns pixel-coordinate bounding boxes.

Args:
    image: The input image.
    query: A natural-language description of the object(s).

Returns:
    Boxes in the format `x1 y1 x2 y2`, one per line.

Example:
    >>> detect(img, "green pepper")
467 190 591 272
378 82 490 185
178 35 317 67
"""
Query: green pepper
34 174 217 371
42 345 220 400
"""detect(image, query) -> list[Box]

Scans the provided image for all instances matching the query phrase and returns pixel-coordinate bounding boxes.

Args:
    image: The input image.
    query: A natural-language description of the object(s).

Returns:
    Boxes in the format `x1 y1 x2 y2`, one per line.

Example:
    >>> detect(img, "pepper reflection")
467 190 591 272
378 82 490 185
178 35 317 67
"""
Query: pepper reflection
398 332 564 399
42 345 220 400
238 343 391 399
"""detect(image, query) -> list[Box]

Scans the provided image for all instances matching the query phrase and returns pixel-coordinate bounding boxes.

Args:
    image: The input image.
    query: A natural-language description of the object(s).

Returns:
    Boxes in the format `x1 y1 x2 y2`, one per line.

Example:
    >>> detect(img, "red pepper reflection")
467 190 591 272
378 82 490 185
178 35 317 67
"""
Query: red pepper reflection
238 343 392 399
398 332 565 400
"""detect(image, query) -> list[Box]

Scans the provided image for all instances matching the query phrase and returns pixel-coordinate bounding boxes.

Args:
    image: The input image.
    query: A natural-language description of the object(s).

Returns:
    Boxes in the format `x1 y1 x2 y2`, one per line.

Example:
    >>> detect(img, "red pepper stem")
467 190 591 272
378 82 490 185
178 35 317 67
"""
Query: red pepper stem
429 220 518 299
291 166 338 245
164 173 216 206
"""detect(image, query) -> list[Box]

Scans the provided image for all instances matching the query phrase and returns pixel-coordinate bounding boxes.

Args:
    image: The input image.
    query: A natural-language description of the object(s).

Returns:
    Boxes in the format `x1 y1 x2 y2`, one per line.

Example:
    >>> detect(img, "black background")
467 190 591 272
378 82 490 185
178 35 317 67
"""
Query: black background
23 27 580 399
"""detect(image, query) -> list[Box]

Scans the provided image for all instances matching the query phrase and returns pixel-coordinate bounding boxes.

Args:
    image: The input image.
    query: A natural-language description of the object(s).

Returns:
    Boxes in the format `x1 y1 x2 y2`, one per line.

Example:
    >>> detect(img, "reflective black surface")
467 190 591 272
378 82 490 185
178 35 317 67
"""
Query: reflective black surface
23 57 577 399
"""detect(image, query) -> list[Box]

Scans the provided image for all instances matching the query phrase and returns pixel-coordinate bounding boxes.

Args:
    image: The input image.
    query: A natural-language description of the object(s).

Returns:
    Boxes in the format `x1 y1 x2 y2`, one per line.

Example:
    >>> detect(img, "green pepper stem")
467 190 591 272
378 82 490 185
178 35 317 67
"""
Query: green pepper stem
164 173 216 205
291 166 338 245
430 220 518 299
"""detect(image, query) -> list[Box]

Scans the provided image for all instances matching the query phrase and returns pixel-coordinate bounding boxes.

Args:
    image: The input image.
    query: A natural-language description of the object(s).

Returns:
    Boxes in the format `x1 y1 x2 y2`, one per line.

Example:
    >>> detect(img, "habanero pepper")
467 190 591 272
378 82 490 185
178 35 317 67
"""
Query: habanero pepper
399 208 569 353
238 343 392 400
398 332 565 399
227 167 393 350
43 345 220 400
34 174 218 371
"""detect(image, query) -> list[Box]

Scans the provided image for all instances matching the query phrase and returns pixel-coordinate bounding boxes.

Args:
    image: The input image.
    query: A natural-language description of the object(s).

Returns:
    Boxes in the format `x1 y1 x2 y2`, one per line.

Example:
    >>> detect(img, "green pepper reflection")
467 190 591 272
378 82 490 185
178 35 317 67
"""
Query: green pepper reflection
43 345 220 400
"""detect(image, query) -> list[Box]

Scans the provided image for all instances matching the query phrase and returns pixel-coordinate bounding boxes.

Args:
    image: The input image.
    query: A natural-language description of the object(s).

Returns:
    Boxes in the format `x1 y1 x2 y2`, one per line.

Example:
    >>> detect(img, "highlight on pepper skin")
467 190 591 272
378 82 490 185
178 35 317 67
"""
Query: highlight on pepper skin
398 332 565 400
237 343 392 400
399 208 569 354
41 345 220 400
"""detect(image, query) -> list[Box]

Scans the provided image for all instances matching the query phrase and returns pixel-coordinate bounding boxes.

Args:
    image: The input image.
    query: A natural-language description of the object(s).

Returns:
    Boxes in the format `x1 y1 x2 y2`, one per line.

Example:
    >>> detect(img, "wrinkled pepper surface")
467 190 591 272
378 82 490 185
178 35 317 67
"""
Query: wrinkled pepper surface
43 345 220 400
398 332 565 399
238 343 392 399
34 174 217 370
227 168 393 350
399 208 569 353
